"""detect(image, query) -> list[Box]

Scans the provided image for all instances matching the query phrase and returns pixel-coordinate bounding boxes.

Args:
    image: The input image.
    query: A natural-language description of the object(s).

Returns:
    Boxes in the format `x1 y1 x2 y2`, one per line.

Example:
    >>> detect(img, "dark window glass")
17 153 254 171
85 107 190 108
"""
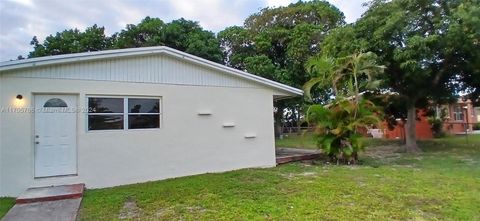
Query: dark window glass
88 98 124 113
88 115 124 130
87 97 161 131
128 115 160 129
44 98 68 107
128 98 159 113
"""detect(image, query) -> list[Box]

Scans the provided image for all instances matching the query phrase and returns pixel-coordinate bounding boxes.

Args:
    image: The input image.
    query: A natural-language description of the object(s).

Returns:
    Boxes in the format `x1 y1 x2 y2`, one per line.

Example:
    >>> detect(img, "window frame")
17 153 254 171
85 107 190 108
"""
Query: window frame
86 95 162 132
452 105 464 121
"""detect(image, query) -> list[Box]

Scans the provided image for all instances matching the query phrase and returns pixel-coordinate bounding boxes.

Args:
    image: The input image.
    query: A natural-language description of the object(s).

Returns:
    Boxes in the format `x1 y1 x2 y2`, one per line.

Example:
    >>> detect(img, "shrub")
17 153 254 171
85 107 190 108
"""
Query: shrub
304 52 384 164
429 118 445 138
306 98 382 164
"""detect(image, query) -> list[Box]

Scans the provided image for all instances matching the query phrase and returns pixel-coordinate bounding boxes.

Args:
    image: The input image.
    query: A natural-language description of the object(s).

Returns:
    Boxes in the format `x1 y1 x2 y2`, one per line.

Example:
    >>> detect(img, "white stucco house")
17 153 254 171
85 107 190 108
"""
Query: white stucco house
0 46 302 197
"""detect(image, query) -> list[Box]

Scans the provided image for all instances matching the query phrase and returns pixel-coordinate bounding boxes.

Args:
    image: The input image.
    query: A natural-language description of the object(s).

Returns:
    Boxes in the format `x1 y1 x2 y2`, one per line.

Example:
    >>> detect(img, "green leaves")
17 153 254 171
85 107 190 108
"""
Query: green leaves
306 104 332 127
304 52 385 102
217 1 346 134
355 0 480 102
303 55 337 100
29 24 110 58
219 1 345 89
305 97 382 164
115 17 165 48
244 56 277 80
320 25 368 58
319 135 336 154
28 17 223 63
304 50 384 163
115 17 223 63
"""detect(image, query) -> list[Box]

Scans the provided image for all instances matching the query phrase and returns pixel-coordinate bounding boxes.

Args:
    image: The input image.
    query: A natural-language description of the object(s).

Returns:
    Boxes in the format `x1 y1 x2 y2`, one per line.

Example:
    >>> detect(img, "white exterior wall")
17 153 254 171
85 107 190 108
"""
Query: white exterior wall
0 52 300 197
2 55 259 89
0 74 3 195
0 77 277 196
0 48 303 197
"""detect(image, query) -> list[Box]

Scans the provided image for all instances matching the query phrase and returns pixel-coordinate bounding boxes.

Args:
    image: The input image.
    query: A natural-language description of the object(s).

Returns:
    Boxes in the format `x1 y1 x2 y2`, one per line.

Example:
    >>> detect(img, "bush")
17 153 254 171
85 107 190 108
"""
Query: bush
429 118 445 138
474 123 480 131
306 98 382 164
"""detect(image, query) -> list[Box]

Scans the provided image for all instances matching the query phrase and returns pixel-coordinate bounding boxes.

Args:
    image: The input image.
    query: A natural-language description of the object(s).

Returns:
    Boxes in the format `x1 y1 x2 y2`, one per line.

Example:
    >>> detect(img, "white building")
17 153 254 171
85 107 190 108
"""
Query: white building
0 46 302 196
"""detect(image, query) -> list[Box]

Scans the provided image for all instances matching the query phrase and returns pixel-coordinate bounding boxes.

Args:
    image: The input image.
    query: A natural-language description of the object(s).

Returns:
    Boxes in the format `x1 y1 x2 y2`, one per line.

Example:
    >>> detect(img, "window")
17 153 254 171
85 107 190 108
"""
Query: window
88 98 124 130
44 98 68 107
88 97 161 131
128 98 160 129
453 105 464 121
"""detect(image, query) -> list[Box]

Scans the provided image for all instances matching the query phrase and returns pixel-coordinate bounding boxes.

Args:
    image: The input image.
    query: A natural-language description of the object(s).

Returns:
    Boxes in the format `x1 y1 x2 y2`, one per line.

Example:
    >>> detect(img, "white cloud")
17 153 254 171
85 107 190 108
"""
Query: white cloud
5 0 34 7
265 0 294 8
329 0 368 23
0 0 367 61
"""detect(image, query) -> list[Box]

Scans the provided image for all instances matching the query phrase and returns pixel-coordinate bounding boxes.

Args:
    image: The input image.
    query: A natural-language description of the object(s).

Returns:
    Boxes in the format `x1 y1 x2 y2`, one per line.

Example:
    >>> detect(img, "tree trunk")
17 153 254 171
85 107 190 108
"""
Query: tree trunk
405 105 421 152
274 104 284 138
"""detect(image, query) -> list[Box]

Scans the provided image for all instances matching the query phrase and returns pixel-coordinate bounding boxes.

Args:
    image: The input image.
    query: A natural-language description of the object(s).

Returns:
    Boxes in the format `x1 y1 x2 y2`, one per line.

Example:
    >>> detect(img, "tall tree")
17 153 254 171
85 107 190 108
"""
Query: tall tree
218 0 345 136
165 18 223 62
114 17 223 62
322 0 480 152
304 52 384 164
29 24 111 58
114 16 165 48
27 17 222 63
305 52 384 102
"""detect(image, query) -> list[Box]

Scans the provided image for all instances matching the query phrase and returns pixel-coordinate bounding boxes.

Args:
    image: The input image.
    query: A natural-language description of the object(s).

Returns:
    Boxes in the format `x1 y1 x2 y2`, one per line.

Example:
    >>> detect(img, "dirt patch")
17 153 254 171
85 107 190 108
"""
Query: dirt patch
365 145 403 158
281 171 318 180
186 206 207 213
301 172 317 176
298 158 330 166
363 145 405 164
406 196 444 219
281 173 298 180
461 158 478 165
155 207 171 217
300 160 321 166
119 197 142 220
453 156 478 165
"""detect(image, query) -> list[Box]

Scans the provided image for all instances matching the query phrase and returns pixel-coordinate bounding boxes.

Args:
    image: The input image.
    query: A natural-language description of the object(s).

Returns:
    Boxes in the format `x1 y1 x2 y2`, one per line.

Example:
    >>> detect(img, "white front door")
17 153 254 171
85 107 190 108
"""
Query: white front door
34 95 77 177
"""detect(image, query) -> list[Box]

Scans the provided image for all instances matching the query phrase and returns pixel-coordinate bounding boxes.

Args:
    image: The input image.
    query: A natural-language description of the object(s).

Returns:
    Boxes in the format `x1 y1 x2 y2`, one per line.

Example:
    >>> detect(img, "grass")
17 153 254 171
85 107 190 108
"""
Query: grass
275 132 405 149
1 135 478 220
276 132 318 149
74 135 480 220
0 197 15 219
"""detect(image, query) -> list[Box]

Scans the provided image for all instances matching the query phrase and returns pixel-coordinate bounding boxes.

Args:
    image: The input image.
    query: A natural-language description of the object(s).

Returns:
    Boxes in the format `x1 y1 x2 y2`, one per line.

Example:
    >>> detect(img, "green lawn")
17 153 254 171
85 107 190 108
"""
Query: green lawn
0 197 15 219
275 132 406 149
76 135 479 220
276 132 318 149
2 136 479 220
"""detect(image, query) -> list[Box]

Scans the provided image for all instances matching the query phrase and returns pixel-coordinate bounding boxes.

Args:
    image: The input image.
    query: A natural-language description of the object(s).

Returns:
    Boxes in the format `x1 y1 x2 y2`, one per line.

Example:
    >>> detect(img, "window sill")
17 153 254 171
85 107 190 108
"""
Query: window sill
86 128 162 133
34 173 78 179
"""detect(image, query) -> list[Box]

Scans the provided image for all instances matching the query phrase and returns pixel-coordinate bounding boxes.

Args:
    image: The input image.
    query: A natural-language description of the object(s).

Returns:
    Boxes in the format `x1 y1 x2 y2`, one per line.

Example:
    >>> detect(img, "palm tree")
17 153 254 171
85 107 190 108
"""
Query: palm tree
303 52 385 164
304 51 385 103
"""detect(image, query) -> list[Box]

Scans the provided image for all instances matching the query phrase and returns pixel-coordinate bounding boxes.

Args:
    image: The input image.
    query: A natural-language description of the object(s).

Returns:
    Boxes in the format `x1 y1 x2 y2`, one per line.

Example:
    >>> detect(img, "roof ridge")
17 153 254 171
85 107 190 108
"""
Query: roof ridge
0 46 303 96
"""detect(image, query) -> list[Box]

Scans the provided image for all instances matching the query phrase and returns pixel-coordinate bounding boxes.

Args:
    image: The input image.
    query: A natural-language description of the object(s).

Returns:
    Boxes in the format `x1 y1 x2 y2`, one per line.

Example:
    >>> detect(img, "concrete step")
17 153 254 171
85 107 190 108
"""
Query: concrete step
3 198 82 221
16 184 85 204
276 153 321 164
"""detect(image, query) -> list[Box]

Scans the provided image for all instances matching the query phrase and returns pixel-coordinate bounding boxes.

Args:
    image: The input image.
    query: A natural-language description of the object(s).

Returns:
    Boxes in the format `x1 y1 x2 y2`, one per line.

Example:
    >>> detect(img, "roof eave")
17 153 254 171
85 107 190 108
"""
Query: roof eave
0 47 170 72
0 46 304 96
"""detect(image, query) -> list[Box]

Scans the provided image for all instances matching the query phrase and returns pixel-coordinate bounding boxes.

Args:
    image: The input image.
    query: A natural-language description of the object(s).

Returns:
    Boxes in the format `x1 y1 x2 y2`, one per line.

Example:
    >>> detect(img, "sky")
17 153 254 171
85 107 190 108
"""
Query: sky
0 0 368 61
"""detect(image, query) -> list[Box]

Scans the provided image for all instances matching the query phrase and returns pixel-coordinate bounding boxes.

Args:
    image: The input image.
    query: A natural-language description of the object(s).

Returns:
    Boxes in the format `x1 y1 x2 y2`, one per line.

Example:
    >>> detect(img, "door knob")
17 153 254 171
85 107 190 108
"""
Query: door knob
35 135 39 138
35 141 40 144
